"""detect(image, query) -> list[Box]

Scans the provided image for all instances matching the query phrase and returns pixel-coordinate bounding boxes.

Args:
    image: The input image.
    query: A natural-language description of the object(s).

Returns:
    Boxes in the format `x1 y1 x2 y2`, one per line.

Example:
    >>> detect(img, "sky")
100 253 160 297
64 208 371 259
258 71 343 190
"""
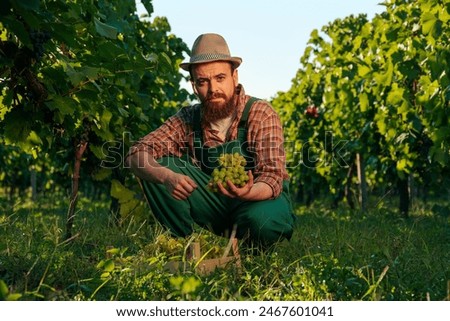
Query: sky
137 0 386 100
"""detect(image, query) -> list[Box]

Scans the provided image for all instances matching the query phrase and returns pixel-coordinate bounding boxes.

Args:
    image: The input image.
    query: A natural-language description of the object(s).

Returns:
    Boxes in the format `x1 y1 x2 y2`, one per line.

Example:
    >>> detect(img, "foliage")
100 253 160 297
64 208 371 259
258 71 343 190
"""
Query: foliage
272 0 450 207
0 0 192 220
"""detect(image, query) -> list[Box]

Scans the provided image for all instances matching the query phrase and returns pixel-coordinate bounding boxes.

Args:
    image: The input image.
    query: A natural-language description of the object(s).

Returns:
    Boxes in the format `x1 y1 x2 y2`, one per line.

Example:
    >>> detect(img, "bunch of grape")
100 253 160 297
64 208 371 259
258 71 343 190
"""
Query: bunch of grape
207 153 249 192
188 232 227 259
29 30 51 60
154 234 183 255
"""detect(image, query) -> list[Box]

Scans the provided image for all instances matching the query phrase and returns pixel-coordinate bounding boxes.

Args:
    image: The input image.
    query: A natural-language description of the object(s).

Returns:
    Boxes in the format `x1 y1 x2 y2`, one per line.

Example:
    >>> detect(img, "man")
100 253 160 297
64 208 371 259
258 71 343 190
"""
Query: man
126 33 295 248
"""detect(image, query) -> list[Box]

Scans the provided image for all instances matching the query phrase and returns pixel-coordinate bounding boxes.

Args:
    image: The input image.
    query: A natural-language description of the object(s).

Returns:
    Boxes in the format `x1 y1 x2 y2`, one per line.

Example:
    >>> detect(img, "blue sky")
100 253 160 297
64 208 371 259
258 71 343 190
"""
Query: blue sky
137 0 386 100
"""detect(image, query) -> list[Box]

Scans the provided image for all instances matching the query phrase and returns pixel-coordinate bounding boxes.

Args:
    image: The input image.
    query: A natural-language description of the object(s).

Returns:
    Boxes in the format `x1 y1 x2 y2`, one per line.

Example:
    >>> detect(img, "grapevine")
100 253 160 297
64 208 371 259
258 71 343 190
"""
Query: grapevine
207 153 249 192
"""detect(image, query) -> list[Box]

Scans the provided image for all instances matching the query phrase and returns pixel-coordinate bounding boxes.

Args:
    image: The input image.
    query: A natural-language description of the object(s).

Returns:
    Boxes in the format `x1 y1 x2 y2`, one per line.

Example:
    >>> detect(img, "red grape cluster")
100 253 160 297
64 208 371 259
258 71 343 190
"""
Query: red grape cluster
29 30 51 60
305 105 319 118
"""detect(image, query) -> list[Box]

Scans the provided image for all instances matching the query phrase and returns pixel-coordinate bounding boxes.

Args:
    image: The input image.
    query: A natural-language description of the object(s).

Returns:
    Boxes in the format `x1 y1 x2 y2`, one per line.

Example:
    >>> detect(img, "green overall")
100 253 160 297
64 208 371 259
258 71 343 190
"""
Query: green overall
140 97 295 246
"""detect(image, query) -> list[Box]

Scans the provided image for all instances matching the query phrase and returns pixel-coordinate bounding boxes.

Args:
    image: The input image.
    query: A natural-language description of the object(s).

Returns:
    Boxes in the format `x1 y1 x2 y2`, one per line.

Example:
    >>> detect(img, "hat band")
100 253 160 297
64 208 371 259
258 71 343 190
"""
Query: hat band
190 53 232 63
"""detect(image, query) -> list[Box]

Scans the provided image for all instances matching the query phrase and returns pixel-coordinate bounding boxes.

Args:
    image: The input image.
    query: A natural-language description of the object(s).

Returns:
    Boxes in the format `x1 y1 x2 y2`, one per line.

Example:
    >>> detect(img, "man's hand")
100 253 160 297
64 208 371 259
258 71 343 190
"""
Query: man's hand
127 151 197 201
217 170 254 200
163 172 197 200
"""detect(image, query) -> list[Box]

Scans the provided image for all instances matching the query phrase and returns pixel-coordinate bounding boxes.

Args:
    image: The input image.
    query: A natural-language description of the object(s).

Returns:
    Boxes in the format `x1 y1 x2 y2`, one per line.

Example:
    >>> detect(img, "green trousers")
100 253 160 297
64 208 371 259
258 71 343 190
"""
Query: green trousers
140 156 296 246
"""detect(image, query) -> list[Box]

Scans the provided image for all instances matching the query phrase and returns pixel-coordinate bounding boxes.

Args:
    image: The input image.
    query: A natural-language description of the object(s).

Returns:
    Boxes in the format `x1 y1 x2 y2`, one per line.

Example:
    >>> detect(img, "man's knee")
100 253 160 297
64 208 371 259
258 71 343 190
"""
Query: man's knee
235 206 294 245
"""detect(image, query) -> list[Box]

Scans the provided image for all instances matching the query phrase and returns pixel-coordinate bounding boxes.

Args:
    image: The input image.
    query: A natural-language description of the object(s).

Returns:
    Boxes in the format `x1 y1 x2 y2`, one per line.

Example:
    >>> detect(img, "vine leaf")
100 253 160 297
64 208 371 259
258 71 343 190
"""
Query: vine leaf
141 0 154 15
94 18 117 39
3 107 31 143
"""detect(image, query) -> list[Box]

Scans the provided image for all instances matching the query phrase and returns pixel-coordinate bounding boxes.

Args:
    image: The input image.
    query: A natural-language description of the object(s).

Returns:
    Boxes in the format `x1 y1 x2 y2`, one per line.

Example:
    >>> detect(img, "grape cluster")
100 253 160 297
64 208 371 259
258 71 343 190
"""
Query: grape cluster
207 153 249 193
29 30 51 60
150 232 224 259
155 234 183 254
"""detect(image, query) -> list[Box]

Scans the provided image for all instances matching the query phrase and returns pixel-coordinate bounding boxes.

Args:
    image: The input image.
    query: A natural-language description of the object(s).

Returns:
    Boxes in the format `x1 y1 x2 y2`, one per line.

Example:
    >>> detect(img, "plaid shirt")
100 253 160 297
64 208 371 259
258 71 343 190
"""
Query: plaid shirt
127 85 289 198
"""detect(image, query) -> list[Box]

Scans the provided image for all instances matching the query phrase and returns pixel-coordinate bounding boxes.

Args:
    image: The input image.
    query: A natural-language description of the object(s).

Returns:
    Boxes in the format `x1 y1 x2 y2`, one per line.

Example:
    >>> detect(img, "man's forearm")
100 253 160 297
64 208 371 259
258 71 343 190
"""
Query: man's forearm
126 151 172 184
245 181 273 201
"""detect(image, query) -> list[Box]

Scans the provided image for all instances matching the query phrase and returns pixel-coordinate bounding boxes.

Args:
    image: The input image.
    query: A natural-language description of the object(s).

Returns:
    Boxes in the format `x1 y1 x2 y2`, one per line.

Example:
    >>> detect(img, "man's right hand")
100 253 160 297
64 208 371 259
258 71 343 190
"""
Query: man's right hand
127 151 197 201
163 172 197 200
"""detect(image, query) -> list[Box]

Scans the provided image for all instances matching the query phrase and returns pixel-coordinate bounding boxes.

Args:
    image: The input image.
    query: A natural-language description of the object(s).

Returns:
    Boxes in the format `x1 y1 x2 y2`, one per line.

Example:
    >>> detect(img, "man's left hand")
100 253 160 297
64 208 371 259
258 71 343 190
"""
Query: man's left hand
217 170 254 200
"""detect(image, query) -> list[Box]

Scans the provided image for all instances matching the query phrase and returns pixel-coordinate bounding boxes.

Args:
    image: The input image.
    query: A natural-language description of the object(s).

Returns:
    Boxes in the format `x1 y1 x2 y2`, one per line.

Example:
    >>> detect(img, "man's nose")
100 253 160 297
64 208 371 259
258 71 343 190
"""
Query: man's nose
208 80 218 93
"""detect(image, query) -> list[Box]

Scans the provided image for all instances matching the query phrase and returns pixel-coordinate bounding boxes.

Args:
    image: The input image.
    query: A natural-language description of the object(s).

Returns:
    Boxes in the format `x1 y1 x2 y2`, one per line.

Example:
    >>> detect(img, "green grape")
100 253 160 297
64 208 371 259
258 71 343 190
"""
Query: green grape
207 153 249 192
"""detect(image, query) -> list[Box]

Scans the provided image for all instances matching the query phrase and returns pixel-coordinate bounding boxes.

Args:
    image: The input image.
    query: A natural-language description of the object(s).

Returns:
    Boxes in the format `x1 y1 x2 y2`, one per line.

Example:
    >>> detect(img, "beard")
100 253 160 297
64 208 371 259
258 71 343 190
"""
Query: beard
201 91 237 123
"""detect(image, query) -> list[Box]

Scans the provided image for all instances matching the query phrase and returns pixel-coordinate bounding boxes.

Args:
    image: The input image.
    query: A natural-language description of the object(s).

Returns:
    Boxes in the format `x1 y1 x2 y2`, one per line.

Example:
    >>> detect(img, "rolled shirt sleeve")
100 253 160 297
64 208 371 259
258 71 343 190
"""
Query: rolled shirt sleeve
126 113 188 161
246 100 289 198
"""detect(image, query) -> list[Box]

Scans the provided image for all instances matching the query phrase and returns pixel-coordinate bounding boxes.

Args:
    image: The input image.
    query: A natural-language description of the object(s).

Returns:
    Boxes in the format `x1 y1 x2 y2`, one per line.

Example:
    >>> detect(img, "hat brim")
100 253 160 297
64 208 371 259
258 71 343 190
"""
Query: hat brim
180 57 242 71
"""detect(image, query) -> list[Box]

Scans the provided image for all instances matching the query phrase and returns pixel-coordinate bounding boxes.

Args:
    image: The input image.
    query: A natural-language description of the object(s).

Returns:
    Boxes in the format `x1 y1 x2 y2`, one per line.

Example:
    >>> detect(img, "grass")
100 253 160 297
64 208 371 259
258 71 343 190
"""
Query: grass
0 192 449 301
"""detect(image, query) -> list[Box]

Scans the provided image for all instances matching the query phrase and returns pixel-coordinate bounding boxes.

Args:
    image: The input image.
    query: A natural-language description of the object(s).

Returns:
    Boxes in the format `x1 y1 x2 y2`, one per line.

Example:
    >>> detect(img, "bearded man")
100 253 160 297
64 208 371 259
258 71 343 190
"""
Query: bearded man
126 33 295 249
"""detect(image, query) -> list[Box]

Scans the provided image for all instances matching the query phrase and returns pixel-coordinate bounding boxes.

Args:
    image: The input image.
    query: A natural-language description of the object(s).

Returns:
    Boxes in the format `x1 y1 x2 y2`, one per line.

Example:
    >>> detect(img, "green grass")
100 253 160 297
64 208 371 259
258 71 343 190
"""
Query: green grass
0 193 449 301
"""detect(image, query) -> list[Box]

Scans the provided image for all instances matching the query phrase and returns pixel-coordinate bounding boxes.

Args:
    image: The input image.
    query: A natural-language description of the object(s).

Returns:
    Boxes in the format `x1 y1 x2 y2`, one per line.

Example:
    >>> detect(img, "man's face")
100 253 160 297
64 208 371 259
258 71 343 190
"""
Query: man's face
191 61 238 122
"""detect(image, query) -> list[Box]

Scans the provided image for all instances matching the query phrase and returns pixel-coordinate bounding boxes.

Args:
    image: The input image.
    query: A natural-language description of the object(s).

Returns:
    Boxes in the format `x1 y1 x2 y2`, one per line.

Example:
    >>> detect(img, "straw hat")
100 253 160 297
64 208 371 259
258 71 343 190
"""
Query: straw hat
180 33 242 71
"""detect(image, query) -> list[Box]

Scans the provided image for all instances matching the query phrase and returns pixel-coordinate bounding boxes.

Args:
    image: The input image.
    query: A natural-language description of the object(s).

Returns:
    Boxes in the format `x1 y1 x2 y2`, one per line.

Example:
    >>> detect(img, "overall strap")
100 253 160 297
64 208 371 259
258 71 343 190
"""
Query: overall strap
237 96 260 142
193 105 202 149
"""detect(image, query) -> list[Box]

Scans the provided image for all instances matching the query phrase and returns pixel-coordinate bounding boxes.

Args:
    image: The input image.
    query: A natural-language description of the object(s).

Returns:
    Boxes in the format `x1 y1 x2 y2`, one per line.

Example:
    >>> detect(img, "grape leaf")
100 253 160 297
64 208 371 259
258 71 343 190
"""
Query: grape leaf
94 18 117 39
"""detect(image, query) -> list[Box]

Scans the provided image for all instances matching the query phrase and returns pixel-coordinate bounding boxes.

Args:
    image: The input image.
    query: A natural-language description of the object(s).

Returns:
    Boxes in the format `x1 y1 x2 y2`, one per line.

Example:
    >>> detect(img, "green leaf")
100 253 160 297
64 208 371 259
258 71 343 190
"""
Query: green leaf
158 52 173 72
2 16 31 46
110 179 134 202
359 92 369 112
100 109 113 129
102 259 115 272
0 279 9 298
358 64 372 77
397 101 410 118
14 0 40 11
106 247 120 255
141 0 154 15
65 65 100 86
386 84 405 106
48 22 78 47
6 293 22 301
119 198 140 217
65 68 85 86
46 96 78 116
3 108 32 143
376 119 387 135
80 66 101 80
374 60 394 86
97 42 126 61
386 128 396 141
396 159 409 173
89 144 106 160
421 12 442 39
14 7 41 29
169 276 184 289
439 5 450 23
181 277 201 295
94 18 117 39
92 167 111 180
421 12 437 35
430 147 448 166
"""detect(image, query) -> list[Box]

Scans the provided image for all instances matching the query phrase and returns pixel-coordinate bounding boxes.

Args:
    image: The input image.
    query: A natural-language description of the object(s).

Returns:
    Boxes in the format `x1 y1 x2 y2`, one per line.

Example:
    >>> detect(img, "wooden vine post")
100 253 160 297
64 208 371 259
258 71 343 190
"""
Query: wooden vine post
65 139 88 240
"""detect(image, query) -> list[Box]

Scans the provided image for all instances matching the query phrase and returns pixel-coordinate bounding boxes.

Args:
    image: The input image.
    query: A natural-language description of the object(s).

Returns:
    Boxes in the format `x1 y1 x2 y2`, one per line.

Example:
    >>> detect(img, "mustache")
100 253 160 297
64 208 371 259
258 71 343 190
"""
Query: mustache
206 93 227 101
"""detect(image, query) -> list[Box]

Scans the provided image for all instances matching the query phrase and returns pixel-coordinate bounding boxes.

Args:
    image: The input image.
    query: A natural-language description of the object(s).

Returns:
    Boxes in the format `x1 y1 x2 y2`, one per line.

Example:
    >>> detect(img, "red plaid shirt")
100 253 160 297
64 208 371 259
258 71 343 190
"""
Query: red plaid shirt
127 85 289 198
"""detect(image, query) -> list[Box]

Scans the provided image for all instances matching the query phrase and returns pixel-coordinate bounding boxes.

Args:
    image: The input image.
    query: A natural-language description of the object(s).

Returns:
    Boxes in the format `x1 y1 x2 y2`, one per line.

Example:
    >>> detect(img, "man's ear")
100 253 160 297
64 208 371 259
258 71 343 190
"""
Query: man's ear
233 69 239 84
